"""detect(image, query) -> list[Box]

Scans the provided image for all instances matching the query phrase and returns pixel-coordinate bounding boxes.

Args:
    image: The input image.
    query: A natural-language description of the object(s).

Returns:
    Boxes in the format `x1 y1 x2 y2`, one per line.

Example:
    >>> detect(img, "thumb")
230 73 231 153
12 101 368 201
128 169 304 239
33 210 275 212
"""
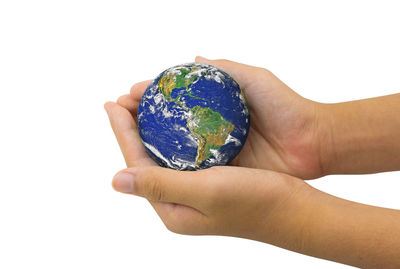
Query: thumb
112 166 210 208
195 56 267 89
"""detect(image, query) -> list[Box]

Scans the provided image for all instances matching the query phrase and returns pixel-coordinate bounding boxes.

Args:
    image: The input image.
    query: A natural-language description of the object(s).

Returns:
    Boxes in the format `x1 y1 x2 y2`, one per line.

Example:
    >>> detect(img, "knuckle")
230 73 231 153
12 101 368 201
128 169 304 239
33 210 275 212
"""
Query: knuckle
141 170 164 201
147 179 163 201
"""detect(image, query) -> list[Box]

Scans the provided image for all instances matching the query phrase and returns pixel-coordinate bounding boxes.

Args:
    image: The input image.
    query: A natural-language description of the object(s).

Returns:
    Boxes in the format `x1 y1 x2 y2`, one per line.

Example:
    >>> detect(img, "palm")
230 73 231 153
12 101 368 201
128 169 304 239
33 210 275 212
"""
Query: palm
223 68 321 179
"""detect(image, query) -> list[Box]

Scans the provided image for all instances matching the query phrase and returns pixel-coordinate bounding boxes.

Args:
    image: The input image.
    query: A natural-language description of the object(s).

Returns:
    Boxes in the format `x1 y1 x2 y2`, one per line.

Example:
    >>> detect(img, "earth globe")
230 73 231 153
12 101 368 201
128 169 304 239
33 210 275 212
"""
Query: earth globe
137 62 250 170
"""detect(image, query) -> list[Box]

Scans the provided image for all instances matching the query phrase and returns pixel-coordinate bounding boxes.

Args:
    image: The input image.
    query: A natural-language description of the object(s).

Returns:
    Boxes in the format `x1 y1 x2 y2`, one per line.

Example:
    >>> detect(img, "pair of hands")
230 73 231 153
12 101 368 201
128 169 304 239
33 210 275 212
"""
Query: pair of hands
105 57 321 238
105 57 400 268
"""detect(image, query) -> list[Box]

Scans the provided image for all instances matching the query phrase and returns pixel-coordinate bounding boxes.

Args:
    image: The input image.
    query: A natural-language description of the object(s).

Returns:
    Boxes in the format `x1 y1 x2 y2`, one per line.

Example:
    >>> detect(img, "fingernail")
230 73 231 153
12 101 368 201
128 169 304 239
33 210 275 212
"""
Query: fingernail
113 172 134 193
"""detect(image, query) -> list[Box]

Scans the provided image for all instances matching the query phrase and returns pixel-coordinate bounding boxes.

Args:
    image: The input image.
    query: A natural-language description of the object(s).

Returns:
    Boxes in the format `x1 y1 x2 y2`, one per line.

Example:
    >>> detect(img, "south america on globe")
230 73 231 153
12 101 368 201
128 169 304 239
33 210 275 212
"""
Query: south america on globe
137 63 250 170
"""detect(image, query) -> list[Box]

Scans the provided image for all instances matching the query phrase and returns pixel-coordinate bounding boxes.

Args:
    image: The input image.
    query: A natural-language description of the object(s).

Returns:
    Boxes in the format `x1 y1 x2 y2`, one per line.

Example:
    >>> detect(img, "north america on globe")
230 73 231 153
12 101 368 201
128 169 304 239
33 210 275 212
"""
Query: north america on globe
137 63 250 170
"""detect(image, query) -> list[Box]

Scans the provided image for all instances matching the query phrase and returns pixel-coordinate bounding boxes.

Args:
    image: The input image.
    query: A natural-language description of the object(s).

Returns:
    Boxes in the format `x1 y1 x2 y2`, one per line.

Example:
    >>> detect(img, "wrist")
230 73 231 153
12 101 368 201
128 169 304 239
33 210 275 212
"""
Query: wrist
252 174 318 250
313 102 337 177
289 99 336 179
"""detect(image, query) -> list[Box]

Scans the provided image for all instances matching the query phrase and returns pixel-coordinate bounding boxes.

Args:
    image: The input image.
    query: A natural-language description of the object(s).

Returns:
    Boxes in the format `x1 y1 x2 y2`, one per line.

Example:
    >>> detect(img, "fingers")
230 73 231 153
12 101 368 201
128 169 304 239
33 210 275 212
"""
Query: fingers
116 94 138 118
130 80 152 102
112 166 215 234
115 80 151 117
195 56 266 90
117 94 136 112
112 164 305 237
104 101 155 167
116 80 152 119
111 164 284 213
112 166 212 209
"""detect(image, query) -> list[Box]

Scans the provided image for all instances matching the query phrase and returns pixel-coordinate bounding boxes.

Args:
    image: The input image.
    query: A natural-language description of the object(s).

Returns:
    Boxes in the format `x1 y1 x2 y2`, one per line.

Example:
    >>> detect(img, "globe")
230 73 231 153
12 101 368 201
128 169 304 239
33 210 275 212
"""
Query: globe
137 62 250 170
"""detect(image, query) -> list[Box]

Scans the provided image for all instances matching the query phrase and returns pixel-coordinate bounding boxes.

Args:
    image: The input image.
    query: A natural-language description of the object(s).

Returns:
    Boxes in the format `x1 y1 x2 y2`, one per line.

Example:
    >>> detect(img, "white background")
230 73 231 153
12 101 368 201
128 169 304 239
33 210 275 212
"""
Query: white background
1 0 399 268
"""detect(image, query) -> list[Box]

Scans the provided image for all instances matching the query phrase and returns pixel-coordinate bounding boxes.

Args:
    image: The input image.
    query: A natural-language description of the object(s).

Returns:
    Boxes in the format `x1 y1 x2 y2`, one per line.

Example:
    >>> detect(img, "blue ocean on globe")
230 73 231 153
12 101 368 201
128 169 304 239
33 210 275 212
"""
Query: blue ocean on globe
137 62 250 170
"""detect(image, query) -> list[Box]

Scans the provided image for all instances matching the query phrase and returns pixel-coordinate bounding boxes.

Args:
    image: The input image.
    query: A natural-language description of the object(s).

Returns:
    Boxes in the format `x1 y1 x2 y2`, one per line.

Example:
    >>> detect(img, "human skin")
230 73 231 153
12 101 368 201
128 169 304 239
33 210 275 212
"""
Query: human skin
319 94 400 175
105 57 400 268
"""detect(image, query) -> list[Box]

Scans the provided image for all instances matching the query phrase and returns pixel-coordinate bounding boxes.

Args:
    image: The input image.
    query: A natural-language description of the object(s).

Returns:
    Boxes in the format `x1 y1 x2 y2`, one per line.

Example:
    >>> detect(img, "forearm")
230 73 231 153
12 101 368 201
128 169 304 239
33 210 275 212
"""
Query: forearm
258 183 400 268
300 187 400 268
319 93 400 175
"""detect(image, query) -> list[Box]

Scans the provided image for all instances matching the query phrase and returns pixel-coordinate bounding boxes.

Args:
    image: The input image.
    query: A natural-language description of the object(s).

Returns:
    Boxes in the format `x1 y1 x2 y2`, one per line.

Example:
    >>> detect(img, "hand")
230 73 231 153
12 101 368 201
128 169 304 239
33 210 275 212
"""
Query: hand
104 96 307 238
105 58 400 268
112 165 309 241
202 58 400 176
105 101 400 268
105 69 400 268
105 98 310 246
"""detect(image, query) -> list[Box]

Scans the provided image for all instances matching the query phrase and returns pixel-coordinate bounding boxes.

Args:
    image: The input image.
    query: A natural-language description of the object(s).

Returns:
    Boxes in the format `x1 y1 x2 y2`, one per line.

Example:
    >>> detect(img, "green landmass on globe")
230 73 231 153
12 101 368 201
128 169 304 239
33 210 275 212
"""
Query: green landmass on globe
157 65 235 165
138 62 250 170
